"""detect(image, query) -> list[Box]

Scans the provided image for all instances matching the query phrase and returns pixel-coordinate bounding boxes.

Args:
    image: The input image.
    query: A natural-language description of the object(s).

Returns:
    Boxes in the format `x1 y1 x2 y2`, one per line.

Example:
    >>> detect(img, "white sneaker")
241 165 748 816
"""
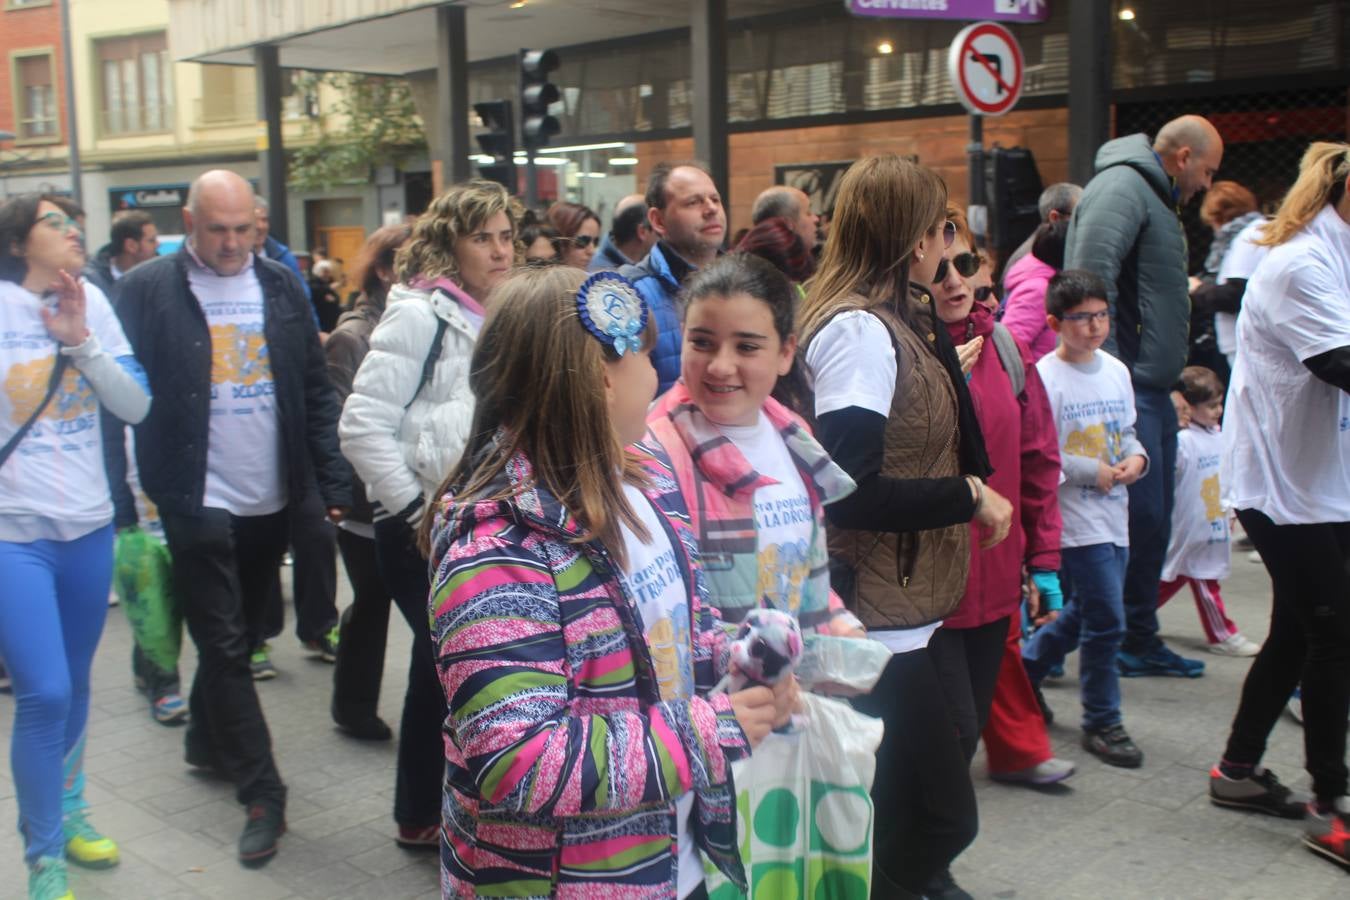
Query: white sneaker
990 757 1076 785
1210 634 1261 657
1246 550 1262 564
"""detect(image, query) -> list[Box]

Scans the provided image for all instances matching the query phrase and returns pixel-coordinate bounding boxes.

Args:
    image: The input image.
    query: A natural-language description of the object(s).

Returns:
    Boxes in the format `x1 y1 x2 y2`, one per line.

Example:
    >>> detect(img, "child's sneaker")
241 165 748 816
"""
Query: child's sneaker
63 809 119 868
1209 634 1260 657
1082 724 1143 768
1209 766 1308 818
151 692 188 725
250 645 278 681
28 855 73 900
302 624 339 663
1117 645 1205 678
396 823 440 850
1303 797 1350 871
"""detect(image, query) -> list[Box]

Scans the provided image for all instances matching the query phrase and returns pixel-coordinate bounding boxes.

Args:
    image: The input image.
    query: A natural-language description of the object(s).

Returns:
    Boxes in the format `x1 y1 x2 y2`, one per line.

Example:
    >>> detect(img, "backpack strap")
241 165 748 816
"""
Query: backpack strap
0 349 69 471
404 316 450 411
990 323 1026 399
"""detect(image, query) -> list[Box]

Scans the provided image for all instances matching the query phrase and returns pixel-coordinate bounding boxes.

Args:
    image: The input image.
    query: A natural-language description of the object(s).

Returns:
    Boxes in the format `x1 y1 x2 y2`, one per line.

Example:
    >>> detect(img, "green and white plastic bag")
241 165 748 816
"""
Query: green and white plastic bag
705 692 884 900
113 526 181 673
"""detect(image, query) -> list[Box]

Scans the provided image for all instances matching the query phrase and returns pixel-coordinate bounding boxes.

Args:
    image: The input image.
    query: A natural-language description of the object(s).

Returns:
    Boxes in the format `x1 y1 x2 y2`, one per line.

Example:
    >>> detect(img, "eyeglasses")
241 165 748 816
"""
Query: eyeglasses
973 286 996 304
37 211 82 234
1060 310 1110 324
569 234 598 249
942 220 956 248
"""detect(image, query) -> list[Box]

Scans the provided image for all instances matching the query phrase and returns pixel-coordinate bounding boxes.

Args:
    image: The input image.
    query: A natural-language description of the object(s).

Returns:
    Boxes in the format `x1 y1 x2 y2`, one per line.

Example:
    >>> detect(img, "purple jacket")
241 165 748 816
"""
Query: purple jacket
1000 253 1058 361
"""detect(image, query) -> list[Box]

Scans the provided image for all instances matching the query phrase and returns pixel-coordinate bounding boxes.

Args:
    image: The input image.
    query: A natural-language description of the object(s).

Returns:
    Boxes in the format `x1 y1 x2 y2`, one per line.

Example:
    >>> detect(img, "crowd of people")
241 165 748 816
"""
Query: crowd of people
0 112 1347 900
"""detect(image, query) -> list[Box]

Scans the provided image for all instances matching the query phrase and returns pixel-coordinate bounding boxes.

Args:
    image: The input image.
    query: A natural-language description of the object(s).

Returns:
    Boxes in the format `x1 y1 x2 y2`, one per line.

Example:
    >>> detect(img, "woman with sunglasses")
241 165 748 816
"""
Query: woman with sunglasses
545 201 602 269
931 210 1076 790
0 195 151 900
798 156 1013 899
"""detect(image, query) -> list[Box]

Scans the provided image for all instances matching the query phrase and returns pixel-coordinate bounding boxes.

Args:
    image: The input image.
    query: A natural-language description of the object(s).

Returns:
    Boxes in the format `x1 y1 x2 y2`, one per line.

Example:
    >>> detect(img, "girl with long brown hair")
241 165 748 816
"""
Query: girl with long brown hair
421 266 791 899
798 155 1014 898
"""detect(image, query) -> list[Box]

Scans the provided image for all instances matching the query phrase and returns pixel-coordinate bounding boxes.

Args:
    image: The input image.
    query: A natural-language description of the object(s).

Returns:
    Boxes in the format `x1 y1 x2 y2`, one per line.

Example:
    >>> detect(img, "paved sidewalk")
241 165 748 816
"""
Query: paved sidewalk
2 552 1346 898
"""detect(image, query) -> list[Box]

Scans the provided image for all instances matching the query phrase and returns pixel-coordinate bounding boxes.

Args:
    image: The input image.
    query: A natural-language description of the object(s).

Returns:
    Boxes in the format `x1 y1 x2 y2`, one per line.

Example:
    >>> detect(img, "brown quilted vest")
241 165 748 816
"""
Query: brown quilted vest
807 293 971 629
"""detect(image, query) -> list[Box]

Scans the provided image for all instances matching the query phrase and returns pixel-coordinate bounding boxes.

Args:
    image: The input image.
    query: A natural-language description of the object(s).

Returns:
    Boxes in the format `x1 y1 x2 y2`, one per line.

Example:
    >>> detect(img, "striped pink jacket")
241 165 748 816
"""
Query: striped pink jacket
427 446 748 899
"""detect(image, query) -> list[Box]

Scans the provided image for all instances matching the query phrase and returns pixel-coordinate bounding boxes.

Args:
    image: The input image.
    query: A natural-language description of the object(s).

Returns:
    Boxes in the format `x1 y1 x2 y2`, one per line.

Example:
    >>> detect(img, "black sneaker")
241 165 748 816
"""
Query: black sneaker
1209 766 1309 819
1082 724 1143 768
239 802 285 868
921 868 974 900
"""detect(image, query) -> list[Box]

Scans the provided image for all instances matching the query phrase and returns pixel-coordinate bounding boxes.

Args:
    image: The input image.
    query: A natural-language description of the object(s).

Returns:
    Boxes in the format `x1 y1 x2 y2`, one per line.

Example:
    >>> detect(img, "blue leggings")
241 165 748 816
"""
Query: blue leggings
0 525 113 863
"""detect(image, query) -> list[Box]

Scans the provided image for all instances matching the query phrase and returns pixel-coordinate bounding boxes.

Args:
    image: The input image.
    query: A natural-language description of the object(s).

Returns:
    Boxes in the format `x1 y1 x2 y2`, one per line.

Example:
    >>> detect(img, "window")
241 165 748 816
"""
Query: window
5 0 55 9
97 32 173 135
13 52 58 141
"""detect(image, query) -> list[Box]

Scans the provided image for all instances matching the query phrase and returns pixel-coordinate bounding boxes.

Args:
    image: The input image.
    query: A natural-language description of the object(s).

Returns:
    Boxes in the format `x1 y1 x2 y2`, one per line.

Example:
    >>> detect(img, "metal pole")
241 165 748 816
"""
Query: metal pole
1069 0 1112 186
436 5 471 187
58 0 82 206
967 114 985 238
691 0 729 202
254 45 288 245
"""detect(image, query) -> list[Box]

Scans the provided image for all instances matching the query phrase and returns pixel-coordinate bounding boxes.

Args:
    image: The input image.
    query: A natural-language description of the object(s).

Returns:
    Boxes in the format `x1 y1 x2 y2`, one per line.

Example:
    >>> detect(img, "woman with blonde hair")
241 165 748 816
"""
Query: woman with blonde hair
1208 142 1350 870
338 180 517 848
798 155 1013 898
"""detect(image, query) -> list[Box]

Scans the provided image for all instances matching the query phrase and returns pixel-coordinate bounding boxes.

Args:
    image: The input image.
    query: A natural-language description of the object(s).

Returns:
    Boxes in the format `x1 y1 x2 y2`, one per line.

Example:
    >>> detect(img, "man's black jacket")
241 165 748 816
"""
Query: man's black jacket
107 246 351 520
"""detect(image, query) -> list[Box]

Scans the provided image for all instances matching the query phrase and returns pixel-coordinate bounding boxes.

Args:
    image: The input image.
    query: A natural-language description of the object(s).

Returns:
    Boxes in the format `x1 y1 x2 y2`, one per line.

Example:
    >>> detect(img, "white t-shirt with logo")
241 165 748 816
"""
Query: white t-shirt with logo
1224 203 1350 526
189 263 286 517
1162 424 1230 581
1035 351 1147 549
719 415 814 617
616 482 701 899
0 280 130 541
1215 217 1272 357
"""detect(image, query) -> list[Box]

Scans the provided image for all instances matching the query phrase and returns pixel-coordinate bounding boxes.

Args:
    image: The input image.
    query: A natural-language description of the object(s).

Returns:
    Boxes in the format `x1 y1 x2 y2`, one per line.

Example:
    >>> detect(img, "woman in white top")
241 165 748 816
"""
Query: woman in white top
796 155 1013 899
338 180 518 849
1209 143 1350 871
0 195 151 899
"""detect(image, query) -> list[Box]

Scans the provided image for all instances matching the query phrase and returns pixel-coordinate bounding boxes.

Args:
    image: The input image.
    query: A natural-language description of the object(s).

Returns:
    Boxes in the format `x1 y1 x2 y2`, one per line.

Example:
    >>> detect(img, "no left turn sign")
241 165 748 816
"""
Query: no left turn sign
947 21 1024 117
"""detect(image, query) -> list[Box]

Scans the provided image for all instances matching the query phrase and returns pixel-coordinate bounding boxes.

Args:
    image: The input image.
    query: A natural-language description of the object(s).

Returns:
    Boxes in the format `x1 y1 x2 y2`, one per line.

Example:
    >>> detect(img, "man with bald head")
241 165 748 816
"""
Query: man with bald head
588 193 656 271
113 170 351 867
752 185 820 251
1062 115 1223 689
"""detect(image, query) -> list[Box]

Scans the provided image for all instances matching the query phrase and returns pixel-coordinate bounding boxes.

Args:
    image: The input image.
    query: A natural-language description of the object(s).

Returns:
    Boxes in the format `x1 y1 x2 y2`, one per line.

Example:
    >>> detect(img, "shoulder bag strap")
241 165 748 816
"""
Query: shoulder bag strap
0 348 70 471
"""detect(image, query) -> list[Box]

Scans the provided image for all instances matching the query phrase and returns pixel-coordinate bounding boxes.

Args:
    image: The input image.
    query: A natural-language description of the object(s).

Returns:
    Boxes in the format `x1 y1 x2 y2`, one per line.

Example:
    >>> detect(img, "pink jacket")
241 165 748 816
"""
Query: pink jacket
1000 253 1058 360
942 307 1063 629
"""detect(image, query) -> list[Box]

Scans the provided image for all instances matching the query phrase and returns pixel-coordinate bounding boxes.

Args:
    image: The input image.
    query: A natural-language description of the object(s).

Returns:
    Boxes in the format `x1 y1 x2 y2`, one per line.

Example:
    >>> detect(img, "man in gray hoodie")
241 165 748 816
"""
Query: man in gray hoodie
1066 115 1224 680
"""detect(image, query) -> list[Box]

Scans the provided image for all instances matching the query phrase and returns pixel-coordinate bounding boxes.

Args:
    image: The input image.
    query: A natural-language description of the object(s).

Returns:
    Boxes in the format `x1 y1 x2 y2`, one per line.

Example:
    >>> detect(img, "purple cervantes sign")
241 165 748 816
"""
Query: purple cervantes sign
846 0 1048 23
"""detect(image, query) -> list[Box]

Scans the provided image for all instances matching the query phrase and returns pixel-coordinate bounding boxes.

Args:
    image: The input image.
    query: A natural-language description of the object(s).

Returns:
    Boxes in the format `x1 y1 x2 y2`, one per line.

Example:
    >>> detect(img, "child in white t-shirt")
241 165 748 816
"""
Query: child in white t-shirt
1159 366 1259 657
1023 271 1149 769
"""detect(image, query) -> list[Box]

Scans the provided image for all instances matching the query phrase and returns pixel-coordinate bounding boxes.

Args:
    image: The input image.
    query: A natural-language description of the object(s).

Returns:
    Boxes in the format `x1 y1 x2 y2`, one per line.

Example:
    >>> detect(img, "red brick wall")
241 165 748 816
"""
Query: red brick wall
636 106 1070 232
0 2 67 144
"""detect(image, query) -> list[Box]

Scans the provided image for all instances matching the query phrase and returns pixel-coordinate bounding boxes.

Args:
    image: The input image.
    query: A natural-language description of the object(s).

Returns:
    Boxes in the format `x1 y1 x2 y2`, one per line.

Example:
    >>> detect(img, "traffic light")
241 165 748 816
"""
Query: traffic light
983 146 1043 254
519 49 560 149
474 99 516 191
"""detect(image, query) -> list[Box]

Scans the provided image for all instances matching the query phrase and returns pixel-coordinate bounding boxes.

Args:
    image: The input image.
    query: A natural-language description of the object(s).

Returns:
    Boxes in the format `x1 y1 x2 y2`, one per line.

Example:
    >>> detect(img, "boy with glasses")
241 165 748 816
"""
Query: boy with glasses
1021 270 1151 768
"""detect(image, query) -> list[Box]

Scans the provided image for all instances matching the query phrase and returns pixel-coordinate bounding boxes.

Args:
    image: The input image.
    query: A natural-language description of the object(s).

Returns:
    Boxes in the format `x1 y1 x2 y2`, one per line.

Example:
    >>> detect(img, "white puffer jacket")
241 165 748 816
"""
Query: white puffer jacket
339 282 479 519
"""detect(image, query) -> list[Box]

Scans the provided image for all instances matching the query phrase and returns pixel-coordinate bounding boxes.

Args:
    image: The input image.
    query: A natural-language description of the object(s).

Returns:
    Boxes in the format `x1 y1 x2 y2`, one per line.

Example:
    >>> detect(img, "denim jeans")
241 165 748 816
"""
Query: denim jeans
1022 543 1129 732
1121 386 1177 656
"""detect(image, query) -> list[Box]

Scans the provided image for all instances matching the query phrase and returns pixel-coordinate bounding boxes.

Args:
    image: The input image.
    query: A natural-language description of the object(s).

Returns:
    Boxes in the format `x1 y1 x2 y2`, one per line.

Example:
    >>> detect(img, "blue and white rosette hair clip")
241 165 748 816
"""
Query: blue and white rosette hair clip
576 271 648 357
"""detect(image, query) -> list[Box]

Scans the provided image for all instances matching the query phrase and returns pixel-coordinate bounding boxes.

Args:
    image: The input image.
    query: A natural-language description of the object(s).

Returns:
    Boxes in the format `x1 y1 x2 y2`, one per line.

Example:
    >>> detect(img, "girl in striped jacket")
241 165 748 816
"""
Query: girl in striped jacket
421 266 794 899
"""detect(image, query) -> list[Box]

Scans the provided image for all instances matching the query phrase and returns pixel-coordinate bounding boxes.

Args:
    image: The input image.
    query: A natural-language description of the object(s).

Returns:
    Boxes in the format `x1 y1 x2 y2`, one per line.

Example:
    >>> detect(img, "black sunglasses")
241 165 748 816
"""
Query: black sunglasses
931 251 986 284
569 234 598 249
974 286 996 304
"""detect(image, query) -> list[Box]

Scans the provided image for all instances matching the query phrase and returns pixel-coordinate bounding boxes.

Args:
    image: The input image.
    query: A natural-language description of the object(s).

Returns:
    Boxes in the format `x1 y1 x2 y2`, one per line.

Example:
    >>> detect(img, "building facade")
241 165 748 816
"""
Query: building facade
1 0 72 197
